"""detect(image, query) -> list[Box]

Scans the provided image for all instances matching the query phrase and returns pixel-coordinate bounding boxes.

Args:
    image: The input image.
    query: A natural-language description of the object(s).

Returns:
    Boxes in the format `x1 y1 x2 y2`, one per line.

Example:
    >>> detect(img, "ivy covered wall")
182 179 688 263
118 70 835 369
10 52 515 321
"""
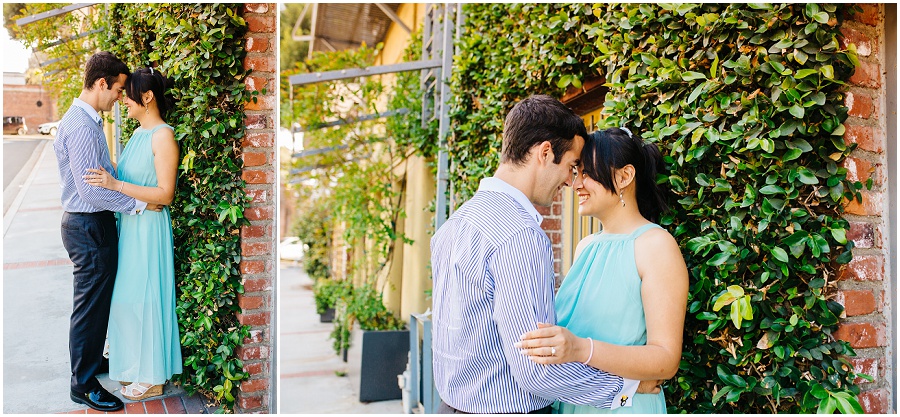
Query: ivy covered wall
100 3 261 410
448 3 882 413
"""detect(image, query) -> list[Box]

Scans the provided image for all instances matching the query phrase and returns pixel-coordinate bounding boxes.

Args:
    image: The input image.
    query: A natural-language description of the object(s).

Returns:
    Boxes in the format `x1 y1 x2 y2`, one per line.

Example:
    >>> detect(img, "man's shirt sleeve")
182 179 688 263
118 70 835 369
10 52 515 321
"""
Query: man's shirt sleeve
63 125 138 214
489 227 627 409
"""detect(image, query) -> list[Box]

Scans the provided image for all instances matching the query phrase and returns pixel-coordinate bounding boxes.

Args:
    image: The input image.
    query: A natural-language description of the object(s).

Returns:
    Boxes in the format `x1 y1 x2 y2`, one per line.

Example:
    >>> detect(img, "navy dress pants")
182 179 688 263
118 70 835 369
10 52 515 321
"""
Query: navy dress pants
60 211 118 393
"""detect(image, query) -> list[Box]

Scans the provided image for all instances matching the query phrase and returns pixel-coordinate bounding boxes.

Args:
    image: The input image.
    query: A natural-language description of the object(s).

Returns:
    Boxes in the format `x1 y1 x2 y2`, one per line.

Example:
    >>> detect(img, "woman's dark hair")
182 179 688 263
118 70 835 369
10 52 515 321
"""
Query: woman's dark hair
125 67 175 121
502 95 588 165
582 127 670 222
83 51 130 90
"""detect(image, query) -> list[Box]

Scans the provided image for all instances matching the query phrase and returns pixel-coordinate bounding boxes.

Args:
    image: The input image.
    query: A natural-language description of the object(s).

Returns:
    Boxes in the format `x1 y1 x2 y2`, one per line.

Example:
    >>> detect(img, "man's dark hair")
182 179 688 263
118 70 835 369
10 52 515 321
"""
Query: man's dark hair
83 51 130 90
501 95 587 165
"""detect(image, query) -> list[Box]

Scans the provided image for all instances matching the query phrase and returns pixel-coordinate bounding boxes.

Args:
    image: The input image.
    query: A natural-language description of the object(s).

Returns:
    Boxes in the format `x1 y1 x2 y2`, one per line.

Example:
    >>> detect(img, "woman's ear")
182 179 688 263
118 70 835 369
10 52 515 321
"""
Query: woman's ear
615 164 636 190
143 91 154 105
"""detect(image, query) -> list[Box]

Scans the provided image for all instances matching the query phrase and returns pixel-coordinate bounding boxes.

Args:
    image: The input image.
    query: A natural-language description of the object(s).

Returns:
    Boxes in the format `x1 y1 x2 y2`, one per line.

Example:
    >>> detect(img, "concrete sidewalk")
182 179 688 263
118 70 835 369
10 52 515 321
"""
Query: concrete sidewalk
279 264 403 413
2 141 210 414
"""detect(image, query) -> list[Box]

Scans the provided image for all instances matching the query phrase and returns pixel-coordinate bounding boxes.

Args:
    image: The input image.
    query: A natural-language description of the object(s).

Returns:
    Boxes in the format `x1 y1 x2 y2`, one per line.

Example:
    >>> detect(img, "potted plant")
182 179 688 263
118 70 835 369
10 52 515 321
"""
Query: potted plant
313 278 347 323
341 284 409 402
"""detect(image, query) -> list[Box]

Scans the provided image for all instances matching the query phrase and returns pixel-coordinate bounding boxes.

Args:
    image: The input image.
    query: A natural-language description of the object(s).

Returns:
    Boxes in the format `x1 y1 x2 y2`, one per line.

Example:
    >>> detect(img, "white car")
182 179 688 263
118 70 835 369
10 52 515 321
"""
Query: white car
38 120 61 136
279 237 307 261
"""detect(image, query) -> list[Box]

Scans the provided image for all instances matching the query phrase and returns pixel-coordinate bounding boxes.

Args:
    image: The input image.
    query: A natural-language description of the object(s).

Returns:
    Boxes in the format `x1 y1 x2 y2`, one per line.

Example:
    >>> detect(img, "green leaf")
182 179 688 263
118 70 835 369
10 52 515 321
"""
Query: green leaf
759 185 785 195
813 11 830 24
771 246 789 262
798 167 819 184
810 384 828 400
795 68 818 79
713 291 737 311
783 148 803 161
717 364 748 387
712 385 733 405
682 71 707 81
831 228 848 244
708 252 732 267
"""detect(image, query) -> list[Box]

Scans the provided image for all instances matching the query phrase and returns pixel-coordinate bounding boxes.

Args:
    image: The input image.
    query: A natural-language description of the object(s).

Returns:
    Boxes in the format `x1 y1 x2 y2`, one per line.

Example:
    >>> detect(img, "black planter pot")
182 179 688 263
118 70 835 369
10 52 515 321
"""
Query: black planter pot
358 329 410 402
319 307 335 323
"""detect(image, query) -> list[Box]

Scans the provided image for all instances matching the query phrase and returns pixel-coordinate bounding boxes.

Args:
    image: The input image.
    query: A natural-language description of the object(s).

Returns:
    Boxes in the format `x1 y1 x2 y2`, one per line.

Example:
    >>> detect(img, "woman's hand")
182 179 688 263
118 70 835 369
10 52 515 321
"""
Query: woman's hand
515 322 588 365
83 166 121 191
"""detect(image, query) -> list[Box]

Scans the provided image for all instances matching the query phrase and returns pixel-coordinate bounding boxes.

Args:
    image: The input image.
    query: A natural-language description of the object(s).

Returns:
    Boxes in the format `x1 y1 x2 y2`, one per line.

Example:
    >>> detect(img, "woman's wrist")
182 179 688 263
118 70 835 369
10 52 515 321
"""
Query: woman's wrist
582 337 594 365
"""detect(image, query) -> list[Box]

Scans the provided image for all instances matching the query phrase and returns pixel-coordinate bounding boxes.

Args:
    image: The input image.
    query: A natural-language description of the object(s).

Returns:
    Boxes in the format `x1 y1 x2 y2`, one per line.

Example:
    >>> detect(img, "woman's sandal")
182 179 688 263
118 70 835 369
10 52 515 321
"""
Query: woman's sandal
121 382 164 401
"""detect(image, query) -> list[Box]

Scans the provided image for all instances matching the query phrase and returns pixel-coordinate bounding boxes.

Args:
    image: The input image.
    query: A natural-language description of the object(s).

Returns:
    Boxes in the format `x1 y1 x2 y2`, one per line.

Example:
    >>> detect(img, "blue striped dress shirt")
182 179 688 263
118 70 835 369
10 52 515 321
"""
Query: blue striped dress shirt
53 99 145 214
431 177 637 413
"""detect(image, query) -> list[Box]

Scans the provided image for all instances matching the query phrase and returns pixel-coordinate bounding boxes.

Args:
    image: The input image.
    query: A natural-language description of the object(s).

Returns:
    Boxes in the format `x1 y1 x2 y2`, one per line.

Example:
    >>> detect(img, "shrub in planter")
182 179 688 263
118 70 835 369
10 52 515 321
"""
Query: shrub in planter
342 284 409 402
314 279 349 323
293 200 332 282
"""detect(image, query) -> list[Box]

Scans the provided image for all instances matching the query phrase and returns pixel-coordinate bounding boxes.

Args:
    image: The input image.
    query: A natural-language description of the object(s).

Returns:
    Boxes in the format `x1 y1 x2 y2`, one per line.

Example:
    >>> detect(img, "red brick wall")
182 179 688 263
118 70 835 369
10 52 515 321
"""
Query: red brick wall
537 193 565 284
2 84 57 134
836 4 892 413
235 3 276 413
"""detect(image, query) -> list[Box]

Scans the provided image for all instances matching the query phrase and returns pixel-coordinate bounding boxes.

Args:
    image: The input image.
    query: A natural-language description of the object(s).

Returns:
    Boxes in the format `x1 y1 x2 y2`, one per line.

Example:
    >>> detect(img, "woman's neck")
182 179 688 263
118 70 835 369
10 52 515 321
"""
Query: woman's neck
136 112 164 129
596 196 648 234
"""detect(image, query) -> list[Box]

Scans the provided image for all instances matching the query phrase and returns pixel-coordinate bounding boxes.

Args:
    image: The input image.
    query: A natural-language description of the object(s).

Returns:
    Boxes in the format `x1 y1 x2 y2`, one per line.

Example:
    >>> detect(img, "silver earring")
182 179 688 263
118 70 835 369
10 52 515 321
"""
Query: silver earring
619 193 625 207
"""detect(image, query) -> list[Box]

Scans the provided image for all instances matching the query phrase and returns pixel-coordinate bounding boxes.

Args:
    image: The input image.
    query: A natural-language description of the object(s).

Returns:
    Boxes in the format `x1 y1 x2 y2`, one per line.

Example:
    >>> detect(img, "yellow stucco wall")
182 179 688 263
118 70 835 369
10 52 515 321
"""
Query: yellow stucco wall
370 3 435 321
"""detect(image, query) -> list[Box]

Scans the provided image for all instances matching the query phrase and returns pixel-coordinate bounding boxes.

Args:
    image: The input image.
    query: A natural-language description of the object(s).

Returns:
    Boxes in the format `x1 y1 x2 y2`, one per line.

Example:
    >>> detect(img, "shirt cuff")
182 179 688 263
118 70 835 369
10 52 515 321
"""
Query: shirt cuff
129 199 148 215
609 378 639 409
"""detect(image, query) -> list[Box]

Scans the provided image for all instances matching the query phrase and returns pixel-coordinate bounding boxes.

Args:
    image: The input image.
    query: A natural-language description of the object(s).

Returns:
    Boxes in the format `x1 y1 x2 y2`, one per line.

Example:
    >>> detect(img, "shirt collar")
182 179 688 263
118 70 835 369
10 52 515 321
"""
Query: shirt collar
479 177 543 224
72 98 102 125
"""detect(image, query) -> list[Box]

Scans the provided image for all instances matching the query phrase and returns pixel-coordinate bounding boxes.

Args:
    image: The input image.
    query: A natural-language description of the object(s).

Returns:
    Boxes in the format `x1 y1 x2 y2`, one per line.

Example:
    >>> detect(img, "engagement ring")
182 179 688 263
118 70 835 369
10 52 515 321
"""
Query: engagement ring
551 347 556 356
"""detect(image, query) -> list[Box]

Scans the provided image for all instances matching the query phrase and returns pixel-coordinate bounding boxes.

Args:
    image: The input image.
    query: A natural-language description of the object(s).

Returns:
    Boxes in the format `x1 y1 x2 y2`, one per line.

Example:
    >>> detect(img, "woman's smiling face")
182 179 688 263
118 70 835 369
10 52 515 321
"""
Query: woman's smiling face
122 92 141 119
575 168 619 218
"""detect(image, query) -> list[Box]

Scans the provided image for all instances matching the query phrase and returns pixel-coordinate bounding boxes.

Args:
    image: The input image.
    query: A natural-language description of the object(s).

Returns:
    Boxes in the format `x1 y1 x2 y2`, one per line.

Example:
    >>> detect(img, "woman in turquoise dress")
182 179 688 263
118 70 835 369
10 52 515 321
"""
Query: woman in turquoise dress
516 127 688 413
83 67 181 401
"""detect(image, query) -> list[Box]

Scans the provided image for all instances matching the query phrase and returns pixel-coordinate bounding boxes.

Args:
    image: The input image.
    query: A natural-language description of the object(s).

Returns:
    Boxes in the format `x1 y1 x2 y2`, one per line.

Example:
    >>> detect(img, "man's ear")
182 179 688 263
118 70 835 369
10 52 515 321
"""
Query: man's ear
88 77 105 91
537 141 553 164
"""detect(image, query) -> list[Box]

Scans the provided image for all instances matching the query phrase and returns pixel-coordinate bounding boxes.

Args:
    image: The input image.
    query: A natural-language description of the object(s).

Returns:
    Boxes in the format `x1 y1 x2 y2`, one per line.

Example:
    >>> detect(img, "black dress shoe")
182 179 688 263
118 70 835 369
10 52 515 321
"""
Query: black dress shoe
70 387 124 412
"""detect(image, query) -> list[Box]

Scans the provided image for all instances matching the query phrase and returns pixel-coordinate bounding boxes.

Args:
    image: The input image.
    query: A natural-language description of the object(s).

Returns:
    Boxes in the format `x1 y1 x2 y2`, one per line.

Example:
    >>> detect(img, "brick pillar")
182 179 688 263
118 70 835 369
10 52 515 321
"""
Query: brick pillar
538 193 565 285
835 4 892 413
236 2 276 413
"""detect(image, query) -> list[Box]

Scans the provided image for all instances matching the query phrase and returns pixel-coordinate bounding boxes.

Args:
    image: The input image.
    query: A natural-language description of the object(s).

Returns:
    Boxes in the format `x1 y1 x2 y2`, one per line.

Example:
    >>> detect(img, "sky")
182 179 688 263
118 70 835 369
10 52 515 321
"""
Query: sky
2 20 32 73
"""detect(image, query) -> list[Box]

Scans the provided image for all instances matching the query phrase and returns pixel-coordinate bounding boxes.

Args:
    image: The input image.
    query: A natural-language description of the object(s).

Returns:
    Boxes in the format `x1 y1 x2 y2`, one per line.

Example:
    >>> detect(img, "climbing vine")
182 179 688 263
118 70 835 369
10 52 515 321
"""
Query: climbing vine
99 4 253 409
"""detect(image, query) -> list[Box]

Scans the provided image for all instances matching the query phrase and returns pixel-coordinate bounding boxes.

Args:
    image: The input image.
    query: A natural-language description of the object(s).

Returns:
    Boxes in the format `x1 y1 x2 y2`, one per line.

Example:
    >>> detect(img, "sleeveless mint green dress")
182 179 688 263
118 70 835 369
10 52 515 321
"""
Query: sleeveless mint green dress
554 223 666 414
108 124 182 384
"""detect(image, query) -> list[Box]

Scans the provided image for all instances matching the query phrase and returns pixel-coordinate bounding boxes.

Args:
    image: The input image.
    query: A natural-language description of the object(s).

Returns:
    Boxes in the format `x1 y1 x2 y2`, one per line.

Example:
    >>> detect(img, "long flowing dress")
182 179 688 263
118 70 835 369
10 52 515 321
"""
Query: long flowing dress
554 223 667 414
107 124 182 385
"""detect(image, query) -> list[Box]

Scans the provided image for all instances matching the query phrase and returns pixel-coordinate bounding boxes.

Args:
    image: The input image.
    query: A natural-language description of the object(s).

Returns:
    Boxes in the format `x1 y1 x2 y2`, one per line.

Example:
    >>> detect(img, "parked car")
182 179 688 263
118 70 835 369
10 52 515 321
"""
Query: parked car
38 120 61 136
3 116 27 135
279 237 307 261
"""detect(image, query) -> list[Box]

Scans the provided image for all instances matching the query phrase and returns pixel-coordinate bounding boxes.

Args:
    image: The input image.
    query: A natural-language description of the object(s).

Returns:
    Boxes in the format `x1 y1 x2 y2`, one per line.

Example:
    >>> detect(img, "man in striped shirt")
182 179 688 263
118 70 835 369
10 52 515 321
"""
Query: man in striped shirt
431 95 643 413
54 52 155 412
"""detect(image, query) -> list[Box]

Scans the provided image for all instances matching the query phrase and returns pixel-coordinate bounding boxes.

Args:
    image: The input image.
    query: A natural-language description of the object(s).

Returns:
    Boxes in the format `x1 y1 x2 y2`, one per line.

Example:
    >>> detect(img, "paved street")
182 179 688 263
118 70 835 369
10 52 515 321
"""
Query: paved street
279 264 403 413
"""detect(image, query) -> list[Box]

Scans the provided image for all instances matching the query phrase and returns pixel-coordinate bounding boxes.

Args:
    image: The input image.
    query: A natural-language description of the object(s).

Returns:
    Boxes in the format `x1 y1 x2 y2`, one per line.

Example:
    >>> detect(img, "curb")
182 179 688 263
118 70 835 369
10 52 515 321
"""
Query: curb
3 139 50 236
